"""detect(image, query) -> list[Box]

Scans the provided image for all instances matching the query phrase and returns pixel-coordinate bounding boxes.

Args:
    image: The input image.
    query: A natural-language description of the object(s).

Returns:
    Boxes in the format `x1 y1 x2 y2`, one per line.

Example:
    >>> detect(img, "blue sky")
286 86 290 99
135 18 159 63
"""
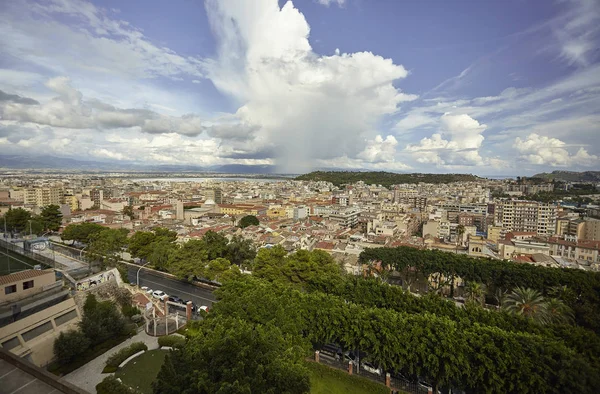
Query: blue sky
0 0 598 175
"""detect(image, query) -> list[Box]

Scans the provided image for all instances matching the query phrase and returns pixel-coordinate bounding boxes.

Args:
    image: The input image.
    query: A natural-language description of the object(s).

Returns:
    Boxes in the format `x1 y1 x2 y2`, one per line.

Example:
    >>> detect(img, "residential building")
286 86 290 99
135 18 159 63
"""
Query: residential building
206 188 223 204
22 188 62 207
494 200 557 236
584 218 600 241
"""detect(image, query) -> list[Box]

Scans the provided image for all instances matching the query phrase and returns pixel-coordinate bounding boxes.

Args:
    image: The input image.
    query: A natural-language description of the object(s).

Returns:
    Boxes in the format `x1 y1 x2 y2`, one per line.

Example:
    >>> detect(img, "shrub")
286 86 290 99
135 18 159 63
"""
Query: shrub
96 376 141 394
122 304 141 318
53 330 90 365
104 342 148 372
131 314 143 324
158 335 186 349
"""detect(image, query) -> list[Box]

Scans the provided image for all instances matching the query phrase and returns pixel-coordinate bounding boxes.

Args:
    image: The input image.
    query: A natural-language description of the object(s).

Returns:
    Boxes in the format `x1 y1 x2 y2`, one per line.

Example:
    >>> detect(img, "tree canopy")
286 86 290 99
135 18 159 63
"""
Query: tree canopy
153 317 310 394
239 214 259 228
39 204 63 232
61 222 107 244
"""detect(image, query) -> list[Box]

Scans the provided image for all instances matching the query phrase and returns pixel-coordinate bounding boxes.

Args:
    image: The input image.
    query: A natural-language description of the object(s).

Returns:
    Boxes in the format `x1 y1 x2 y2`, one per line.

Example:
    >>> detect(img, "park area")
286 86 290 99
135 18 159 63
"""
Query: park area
105 351 390 394
114 349 167 394
306 362 391 394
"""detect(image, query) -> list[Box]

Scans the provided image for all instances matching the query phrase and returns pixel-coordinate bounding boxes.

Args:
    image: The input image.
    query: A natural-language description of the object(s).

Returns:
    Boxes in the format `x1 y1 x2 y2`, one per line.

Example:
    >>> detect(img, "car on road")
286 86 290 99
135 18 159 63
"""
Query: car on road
141 286 153 294
168 296 184 304
361 362 382 376
152 290 167 300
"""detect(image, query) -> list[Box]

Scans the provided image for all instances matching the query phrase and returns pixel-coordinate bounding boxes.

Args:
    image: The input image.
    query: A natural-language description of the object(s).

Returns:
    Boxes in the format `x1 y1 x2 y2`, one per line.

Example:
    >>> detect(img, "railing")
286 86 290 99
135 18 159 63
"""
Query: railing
0 238 64 270
313 351 428 394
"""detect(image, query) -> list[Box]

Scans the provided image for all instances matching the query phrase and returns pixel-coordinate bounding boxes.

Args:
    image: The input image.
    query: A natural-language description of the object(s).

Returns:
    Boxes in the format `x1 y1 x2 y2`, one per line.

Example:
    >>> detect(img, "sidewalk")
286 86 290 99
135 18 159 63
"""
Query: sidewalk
35 248 88 271
64 330 159 393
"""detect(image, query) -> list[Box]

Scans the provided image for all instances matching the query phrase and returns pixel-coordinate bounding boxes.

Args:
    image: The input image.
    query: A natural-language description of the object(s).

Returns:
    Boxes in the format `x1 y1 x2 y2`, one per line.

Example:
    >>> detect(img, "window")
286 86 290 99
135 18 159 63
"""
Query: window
4 285 17 295
23 280 34 290
1 337 20 351
22 321 53 342
55 310 78 326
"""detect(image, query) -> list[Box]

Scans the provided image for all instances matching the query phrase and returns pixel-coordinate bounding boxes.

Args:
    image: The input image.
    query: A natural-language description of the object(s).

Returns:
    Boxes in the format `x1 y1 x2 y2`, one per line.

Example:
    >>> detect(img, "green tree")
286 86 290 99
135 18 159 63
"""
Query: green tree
61 222 107 244
168 239 208 281
544 298 574 325
201 230 228 260
239 214 259 228
226 235 257 268
464 281 485 306
53 330 90 364
502 287 546 323
153 317 310 394
87 228 128 268
79 294 127 346
4 208 32 233
122 205 134 220
39 204 63 232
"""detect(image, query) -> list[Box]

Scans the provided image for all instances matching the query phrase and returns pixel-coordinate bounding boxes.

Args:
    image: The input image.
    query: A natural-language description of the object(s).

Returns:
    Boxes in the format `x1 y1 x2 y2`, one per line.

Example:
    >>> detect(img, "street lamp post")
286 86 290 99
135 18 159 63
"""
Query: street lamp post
137 260 151 287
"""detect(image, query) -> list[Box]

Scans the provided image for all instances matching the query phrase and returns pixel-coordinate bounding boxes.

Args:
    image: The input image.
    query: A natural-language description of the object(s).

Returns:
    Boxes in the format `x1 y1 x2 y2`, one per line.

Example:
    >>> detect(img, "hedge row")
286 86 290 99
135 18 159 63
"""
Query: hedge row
103 342 148 372
158 335 186 348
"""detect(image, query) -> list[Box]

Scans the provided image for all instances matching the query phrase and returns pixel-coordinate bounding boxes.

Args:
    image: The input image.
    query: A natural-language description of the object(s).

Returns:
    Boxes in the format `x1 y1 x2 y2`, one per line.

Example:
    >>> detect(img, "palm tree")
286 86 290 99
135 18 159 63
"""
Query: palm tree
464 281 485 306
493 288 507 308
543 298 574 325
455 224 465 254
502 286 546 322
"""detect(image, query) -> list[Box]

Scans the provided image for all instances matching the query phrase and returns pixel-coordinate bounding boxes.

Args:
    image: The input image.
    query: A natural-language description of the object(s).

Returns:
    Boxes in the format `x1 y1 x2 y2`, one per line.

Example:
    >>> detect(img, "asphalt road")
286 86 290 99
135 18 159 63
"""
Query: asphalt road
127 266 216 308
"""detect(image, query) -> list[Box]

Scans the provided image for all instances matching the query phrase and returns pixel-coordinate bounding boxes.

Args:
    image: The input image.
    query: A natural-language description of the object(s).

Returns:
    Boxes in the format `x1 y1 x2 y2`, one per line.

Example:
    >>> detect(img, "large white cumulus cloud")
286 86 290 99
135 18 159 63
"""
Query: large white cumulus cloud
203 0 416 172
514 133 599 167
405 113 487 166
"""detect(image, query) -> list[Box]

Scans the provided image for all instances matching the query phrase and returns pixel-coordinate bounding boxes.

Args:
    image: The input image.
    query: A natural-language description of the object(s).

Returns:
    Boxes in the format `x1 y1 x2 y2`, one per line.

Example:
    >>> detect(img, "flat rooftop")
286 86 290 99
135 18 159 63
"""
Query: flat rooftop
0 349 88 394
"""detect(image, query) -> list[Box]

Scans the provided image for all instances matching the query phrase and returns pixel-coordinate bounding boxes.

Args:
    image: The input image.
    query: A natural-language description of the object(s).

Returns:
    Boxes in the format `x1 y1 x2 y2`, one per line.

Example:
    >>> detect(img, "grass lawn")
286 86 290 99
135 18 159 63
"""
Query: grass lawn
115 349 167 394
306 361 391 394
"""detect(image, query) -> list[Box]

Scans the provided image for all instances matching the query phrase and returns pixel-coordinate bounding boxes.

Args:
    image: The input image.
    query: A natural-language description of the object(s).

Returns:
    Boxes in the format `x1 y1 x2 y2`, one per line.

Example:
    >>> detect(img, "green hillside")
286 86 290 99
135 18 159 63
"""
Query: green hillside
295 171 479 188
532 171 600 182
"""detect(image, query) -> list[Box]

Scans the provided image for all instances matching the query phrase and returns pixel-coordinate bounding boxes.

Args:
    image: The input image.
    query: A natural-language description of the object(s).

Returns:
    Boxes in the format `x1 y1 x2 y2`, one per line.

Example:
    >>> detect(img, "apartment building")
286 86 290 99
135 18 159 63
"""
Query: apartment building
584 218 600 241
205 188 223 204
494 200 557 236
21 188 62 207
329 207 361 228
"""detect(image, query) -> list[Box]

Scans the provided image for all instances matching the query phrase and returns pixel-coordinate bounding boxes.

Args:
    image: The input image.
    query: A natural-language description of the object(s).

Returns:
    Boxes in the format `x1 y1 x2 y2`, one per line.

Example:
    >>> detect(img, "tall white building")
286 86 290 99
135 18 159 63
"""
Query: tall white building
494 200 557 236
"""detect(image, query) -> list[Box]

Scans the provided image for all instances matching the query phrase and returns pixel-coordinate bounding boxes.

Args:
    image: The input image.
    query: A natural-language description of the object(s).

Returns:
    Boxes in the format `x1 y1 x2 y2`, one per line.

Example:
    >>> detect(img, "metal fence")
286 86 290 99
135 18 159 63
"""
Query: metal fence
0 238 61 271
314 352 427 394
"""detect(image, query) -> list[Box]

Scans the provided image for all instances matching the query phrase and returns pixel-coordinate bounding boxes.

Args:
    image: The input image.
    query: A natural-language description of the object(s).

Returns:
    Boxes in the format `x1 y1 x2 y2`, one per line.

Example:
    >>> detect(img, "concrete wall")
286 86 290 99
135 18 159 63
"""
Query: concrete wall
0 298 81 367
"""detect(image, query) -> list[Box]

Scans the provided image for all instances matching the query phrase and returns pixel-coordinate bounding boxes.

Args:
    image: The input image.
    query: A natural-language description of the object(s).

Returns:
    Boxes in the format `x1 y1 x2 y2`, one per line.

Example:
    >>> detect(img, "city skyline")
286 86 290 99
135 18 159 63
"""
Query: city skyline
0 0 599 175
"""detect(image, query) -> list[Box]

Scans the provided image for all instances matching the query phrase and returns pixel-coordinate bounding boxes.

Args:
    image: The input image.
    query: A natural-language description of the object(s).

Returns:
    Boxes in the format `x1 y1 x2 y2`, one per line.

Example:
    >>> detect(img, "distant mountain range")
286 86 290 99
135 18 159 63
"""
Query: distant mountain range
0 155 279 174
532 171 600 182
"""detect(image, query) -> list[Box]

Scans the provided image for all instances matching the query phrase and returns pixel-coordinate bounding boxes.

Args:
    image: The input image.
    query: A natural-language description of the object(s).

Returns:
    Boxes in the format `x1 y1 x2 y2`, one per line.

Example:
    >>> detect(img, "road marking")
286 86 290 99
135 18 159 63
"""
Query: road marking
138 277 215 304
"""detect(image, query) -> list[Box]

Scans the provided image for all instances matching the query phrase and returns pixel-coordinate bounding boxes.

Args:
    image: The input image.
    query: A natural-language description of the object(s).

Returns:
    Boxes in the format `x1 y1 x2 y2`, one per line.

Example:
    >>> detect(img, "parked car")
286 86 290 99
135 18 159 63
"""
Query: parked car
152 290 167 300
199 305 210 313
141 286 153 294
319 344 342 359
168 296 184 304
361 362 382 376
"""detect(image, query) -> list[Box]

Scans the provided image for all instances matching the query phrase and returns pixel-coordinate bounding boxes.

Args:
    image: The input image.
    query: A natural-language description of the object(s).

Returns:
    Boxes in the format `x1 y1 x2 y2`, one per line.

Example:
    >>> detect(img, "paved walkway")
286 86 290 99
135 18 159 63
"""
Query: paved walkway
64 330 159 394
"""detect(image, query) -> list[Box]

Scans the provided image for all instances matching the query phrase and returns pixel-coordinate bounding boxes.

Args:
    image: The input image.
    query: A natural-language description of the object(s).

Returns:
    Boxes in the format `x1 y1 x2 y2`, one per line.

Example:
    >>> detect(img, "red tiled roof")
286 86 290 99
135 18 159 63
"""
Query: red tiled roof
0 269 54 285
